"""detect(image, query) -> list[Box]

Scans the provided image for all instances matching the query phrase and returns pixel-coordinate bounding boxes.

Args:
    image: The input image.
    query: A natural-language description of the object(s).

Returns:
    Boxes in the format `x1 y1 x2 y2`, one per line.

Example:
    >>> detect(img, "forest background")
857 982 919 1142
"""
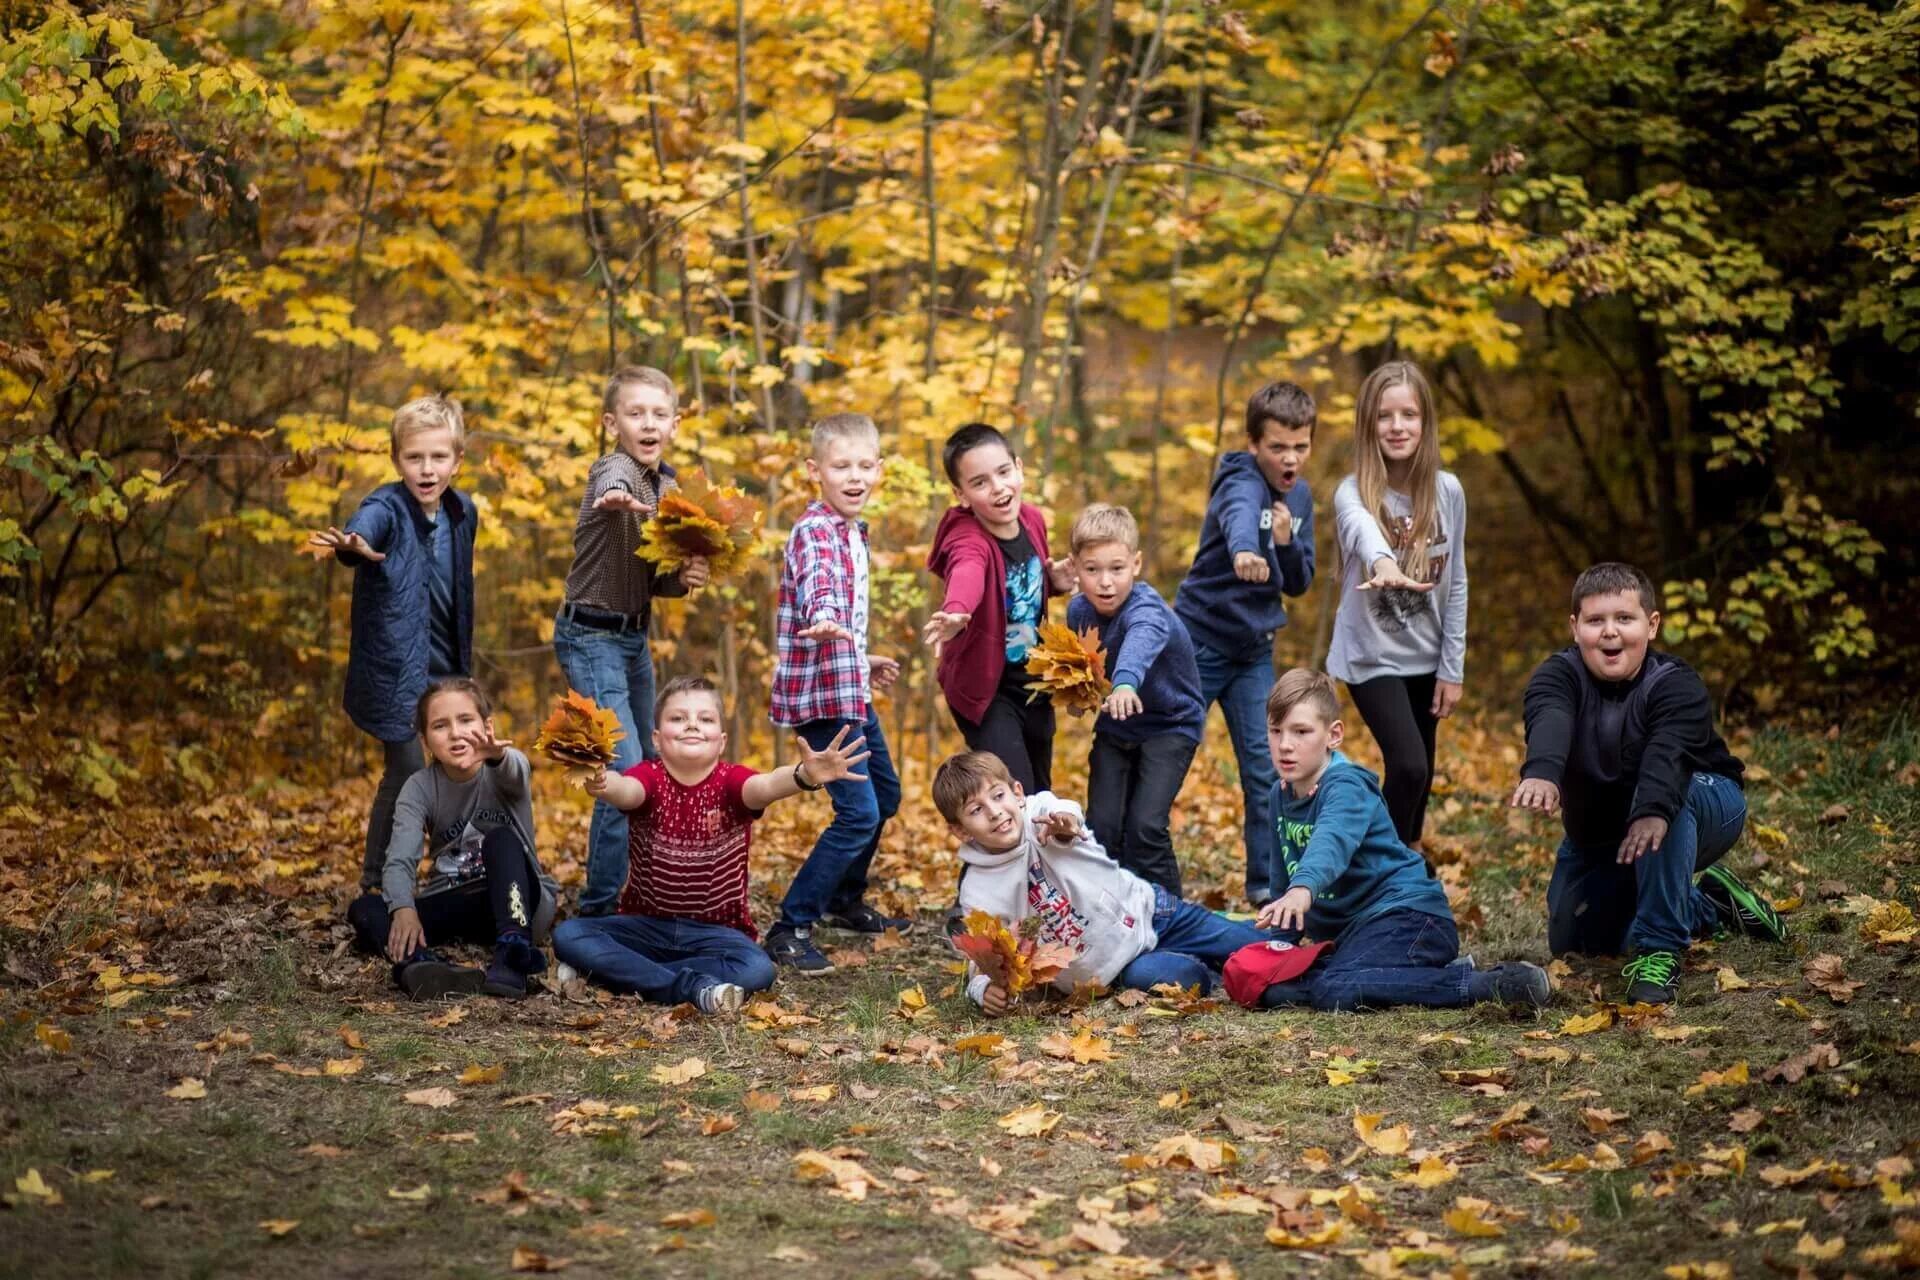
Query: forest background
4 4 1920 1276
3 0 1916 807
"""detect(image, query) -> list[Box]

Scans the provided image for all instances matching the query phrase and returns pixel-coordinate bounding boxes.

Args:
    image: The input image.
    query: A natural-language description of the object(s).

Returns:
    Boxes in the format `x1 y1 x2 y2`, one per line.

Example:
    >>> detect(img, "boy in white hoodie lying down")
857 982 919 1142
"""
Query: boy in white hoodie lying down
933 750 1271 1014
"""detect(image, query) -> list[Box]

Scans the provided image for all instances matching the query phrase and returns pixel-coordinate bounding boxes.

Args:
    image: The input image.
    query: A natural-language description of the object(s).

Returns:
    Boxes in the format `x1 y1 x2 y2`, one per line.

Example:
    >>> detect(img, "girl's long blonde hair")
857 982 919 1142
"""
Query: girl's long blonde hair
1353 360 1442 582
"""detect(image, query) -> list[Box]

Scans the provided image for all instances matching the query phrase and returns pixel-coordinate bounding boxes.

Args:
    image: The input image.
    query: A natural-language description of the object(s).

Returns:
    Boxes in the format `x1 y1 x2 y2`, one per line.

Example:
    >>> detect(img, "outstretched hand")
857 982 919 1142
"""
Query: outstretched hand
1357 555 1433 594
1509 777 1561 815
1036 809 1082 845
593 489 656 516
456 723 511 763
1102 685 1143 721
308 527 385 562
794 724 871 786
923 610 971 659
798 619 855 644
1232 551 1270 584
1047 557 1078 593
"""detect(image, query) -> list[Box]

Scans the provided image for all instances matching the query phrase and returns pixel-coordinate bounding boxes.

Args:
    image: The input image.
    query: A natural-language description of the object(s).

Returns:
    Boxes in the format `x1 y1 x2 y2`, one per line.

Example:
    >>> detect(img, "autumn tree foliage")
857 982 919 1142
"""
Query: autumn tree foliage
1 0 1914 781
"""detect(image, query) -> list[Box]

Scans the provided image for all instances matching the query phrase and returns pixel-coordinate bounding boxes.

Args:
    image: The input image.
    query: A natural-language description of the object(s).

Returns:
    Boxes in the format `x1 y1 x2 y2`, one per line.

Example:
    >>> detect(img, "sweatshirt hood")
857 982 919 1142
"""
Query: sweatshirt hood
929 505 989 578
957 837 1029 870
1210 450 1272 498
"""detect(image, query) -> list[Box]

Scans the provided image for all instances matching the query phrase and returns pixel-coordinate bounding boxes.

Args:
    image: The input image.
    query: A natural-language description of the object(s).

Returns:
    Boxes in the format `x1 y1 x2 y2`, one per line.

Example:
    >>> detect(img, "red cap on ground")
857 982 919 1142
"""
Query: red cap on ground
1222 938 1333 1008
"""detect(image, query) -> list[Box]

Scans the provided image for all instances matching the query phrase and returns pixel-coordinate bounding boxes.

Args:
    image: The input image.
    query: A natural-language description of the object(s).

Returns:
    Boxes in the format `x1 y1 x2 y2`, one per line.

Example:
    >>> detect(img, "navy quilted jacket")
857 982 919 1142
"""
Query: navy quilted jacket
336 482 476 741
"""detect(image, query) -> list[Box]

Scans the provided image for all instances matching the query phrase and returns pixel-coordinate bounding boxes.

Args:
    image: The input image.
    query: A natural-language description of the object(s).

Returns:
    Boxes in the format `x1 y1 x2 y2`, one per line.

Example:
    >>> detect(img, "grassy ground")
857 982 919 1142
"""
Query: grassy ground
3 720 1919 1278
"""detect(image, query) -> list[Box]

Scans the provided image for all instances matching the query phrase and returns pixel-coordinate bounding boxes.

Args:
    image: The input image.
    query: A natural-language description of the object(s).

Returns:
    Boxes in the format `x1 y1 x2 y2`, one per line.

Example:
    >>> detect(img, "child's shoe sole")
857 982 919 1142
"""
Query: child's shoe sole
400 961 485 1001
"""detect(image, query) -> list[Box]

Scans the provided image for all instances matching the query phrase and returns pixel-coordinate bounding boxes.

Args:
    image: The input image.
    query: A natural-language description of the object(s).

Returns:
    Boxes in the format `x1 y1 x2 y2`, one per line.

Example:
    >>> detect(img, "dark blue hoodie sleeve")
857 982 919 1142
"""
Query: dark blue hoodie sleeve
1219 468 1267 556
1284 771 1373 897
1272 485 1314 597
1108 589 1171 690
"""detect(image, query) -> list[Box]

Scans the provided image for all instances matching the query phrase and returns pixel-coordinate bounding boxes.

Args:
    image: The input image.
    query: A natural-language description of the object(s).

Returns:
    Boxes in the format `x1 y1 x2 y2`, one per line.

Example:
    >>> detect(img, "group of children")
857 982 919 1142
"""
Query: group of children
313 360 1788 1016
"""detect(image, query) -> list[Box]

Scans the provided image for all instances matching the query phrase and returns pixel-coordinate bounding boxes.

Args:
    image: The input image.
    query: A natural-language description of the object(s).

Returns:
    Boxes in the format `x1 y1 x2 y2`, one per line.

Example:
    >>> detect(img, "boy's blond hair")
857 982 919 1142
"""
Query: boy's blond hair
1070 503 1139 555
811 412 880 458
391 394 465 455
1266 668 1341 727
602 365 677 416
933 750 1016 826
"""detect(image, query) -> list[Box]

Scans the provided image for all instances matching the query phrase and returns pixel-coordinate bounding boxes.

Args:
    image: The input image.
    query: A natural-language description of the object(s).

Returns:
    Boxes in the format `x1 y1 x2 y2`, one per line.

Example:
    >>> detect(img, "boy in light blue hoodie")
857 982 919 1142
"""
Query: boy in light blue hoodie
1253 669 1549 1011
1173 383 1317 906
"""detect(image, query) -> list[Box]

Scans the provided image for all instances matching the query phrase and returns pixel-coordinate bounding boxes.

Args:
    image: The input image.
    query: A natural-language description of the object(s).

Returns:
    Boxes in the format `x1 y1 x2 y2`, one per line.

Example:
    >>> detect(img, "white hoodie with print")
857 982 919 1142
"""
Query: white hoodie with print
955 791 1161 1004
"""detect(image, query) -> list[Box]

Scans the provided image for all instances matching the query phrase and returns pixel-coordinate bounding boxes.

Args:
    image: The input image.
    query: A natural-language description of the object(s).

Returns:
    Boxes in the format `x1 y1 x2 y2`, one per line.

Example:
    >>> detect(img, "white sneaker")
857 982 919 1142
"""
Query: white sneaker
697 982 746 1016
554 962 580 985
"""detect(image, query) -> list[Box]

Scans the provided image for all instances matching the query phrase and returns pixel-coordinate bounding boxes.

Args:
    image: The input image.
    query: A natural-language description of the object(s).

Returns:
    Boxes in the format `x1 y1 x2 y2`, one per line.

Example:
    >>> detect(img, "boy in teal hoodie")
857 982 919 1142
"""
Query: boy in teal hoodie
1253 669 1549 1011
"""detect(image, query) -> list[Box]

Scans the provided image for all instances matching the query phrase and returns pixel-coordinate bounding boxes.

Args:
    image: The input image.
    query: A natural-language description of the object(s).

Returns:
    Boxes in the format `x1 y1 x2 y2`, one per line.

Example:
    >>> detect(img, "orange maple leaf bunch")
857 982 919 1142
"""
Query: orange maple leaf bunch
532 689 625 784
635 467 762 581
1023 621 1112 716
950 910 1075 996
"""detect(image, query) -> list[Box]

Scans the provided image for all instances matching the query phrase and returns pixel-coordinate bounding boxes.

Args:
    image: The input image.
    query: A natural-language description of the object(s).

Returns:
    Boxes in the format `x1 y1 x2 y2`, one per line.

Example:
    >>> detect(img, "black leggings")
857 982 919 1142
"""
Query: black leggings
951 688 1054 793
349 826 542 963
1346 672 1439 848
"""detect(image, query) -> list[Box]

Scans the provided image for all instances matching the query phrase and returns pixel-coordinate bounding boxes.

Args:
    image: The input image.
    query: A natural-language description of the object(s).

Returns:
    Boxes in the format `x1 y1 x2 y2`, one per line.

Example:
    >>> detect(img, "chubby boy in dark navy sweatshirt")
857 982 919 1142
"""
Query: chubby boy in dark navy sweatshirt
1253 669 1550 1012
1173 382 1317 907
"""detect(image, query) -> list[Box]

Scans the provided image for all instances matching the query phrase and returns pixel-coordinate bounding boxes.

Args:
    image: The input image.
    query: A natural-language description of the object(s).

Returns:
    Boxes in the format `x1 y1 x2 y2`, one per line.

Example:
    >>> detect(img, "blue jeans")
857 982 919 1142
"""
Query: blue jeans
1549 771 1747 957
778 710 900 928
552 612 659 914
1258 908 1470 1011
1116 888 1272 994
1193 643 1279 903
552 913 776 1005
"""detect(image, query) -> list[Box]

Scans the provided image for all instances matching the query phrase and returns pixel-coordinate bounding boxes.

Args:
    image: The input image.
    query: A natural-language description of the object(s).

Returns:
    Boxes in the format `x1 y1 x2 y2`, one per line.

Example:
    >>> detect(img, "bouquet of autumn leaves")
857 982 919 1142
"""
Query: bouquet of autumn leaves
533 689 625 786
951 910 1076 997
1022 621 1112 716
634 467 762 581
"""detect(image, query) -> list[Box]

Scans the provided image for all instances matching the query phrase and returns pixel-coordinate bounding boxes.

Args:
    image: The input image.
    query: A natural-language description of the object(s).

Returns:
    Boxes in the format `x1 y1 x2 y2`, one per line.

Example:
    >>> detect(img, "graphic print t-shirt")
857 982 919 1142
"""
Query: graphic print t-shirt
1364 488 1448 661
618 759 763 938
998 528 1044 694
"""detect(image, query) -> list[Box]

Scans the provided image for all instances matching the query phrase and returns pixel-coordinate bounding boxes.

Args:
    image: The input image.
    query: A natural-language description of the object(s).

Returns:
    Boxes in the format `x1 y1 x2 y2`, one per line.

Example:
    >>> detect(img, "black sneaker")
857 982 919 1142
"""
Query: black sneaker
1469 961 1552 1009
763 923 835 975
1621 950 1681 1005
398 957 485 1001
481 950 528 1000
1696 864 1789 944
824 903 915 935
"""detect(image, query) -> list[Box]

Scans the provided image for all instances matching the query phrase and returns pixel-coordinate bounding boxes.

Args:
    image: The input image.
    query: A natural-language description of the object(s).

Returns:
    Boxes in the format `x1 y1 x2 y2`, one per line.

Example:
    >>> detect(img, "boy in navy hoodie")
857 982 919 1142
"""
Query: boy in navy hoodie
1253 669 1549 1011
308 395 477 893
1066 504 1205 895
1174 383 1317 907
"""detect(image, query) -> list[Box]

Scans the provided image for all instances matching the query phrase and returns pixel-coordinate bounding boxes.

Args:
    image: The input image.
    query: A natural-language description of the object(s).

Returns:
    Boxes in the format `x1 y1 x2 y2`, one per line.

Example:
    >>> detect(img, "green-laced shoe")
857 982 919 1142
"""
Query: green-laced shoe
1622 950 1681 1005
1697 863 1789 944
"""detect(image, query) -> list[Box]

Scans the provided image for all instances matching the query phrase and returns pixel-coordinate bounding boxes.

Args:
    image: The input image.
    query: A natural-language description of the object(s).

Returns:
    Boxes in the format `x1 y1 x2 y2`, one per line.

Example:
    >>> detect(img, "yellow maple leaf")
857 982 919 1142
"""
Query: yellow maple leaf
650 1057 708 1086
635 468 762 580
1354 1110 1411 1155
533 689 626 783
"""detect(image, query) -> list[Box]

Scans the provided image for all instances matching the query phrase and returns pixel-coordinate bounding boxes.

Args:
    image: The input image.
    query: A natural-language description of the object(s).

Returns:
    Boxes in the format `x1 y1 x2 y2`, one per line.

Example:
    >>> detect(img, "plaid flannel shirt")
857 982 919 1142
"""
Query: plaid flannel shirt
771 500 871 726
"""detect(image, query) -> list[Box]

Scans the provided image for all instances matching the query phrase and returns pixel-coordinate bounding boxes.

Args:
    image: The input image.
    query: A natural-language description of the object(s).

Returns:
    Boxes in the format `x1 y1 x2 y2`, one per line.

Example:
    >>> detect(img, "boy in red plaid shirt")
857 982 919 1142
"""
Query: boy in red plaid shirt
764 414 913 974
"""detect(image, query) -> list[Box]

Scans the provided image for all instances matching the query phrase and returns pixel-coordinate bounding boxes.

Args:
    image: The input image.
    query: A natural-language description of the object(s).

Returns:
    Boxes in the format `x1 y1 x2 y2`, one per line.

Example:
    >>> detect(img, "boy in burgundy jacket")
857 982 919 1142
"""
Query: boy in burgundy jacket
924 423 1075 796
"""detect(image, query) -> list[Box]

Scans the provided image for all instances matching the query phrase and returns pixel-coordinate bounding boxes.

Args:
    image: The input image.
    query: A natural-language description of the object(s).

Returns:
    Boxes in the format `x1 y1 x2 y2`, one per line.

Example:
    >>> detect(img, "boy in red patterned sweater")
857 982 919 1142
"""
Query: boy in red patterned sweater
552 676 870 1013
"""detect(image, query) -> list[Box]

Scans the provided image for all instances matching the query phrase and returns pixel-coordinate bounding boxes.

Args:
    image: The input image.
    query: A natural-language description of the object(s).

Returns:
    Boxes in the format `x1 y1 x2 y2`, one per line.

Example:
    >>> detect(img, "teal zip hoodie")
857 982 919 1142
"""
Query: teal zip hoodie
1269 751 1451 941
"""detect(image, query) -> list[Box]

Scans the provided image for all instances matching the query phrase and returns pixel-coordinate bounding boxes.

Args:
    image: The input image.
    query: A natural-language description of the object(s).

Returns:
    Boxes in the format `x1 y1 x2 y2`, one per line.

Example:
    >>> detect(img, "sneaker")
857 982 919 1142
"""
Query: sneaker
1469 961 1552 1009
763 923 835 975
1697 864 1789 944
696 982 746 1016
824 903 915 935
398 957 485 1001
481 940 531 999
1621 950 1681 1005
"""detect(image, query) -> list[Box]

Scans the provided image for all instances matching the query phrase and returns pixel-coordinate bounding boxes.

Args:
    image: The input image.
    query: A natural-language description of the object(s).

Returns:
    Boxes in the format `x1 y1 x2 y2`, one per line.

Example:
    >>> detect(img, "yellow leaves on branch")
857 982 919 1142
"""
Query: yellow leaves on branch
1023 621 1111 716
950 909 1074 996
635 468 761 581
533 689 624 783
